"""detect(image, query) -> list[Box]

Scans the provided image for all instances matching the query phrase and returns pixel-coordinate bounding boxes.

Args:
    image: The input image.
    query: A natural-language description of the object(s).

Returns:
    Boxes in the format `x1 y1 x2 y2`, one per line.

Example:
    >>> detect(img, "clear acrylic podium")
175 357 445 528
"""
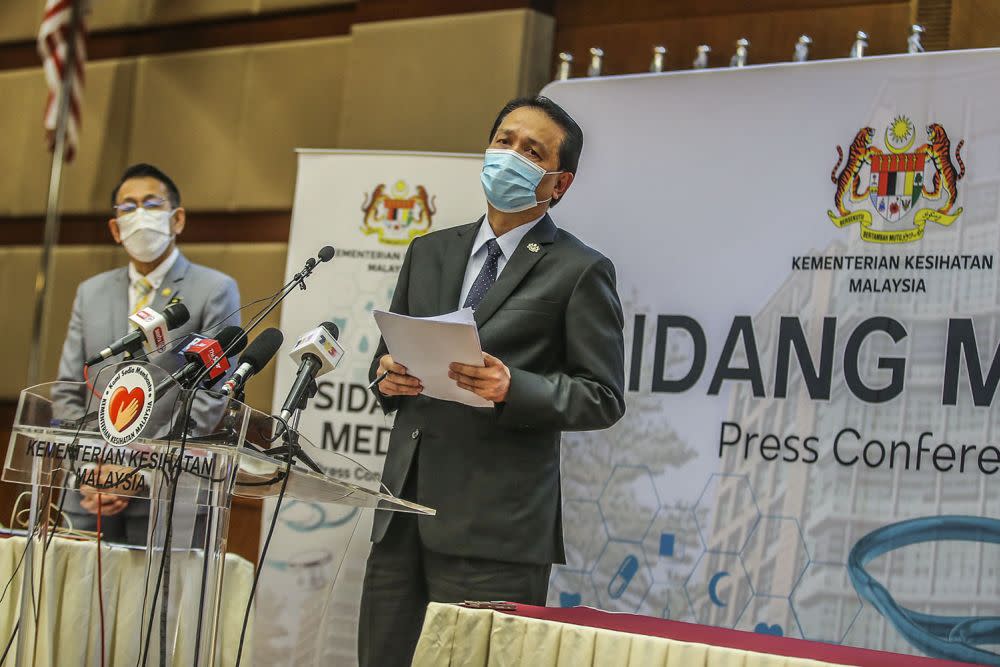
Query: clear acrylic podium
2 360 432 666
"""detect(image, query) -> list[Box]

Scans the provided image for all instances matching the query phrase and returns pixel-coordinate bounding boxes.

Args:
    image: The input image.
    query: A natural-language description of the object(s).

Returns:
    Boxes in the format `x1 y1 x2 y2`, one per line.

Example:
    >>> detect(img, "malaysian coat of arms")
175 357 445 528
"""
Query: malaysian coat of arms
827 116 966 244
361 180 436 244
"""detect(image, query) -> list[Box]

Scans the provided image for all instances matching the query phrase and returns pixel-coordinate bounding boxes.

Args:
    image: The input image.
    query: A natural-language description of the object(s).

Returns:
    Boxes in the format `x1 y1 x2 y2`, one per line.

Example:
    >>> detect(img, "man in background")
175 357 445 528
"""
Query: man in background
57 162 240 545
360 96 626 666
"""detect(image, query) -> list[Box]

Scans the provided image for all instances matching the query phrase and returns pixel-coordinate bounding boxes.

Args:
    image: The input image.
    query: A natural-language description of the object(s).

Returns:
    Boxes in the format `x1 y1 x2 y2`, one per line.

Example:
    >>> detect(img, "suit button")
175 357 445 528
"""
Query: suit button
411 429 420 440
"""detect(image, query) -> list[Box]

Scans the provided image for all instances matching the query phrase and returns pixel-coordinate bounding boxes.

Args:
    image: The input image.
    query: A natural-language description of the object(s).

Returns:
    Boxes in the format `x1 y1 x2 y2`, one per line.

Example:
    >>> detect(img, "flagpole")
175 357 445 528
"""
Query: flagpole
26 0 83 386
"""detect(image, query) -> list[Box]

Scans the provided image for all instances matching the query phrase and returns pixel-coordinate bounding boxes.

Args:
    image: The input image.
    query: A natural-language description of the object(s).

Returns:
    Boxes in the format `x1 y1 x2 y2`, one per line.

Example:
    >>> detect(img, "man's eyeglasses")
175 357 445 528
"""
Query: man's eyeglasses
113 197 169 215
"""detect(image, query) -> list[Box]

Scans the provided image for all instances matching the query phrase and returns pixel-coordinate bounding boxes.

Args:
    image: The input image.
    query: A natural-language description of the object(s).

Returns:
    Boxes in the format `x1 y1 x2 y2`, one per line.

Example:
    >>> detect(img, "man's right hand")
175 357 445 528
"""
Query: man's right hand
375 354 423 397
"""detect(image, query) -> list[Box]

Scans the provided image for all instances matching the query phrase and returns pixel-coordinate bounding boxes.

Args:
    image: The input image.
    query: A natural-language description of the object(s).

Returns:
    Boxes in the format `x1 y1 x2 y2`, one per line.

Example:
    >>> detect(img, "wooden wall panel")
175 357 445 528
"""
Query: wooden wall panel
950 0 1000 48
0 68 45 217
234 37 350 208
11 59 137 216
88 0 256 32
337 9 554 153
552 0 908 27
553 2 911 76
128 47 249 211
0 1 40 44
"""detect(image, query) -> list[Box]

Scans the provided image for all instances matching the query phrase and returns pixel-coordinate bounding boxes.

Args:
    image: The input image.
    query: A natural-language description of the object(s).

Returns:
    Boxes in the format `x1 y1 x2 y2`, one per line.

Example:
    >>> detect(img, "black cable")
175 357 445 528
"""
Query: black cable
130 287 293 365
138 252 325 663
0 525 36 609
0 620 18 664
235 446 293 667
138 390 192 667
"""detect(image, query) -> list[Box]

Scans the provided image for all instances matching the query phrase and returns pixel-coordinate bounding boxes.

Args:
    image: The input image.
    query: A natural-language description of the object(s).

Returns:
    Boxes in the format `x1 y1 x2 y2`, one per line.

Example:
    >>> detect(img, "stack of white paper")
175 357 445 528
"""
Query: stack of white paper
372 308 492 408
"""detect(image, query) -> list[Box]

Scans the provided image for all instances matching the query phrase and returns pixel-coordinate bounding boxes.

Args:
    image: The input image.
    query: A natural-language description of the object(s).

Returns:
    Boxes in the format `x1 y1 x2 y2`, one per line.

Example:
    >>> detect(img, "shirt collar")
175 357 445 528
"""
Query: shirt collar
471 214 544 260
128 247 179 289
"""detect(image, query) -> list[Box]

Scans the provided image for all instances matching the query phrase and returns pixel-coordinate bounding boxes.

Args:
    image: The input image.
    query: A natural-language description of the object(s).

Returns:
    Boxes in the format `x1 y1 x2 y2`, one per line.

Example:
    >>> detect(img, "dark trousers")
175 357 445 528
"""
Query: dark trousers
358 478 551 667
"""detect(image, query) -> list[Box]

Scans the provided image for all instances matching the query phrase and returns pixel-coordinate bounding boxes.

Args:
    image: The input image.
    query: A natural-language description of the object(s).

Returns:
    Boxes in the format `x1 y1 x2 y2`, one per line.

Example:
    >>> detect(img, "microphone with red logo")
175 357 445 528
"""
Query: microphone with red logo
219 328 284 398
172 325 248 389
85 302 190 366
278 321 344 422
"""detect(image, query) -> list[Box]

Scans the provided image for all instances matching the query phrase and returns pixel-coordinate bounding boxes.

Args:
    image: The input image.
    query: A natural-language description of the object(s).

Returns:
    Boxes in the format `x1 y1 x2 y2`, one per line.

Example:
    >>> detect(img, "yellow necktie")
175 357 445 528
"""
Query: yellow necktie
133 277 154 314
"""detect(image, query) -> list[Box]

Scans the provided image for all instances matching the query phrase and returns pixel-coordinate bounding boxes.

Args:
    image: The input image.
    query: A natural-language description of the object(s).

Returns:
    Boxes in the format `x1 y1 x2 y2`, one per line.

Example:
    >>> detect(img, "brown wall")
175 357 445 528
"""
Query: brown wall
1 0 999 560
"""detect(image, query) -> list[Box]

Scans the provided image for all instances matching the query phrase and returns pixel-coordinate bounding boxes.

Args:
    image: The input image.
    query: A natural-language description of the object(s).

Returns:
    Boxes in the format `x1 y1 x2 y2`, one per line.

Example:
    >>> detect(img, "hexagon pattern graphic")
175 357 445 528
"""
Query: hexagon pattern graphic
554 463 871 645
694 474 760 554
598 465 660 542
562 500 609 571
549 568 599 609
741 516 809 598
735 594 802 639
791 561 863 643
685 551 753 626
593 540 653 612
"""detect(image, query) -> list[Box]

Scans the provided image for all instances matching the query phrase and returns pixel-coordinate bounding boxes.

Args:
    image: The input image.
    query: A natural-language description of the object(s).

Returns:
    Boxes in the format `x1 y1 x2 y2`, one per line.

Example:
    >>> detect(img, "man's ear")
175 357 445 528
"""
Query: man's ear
108 217 122 244
171 208 186 236
552 172 574 202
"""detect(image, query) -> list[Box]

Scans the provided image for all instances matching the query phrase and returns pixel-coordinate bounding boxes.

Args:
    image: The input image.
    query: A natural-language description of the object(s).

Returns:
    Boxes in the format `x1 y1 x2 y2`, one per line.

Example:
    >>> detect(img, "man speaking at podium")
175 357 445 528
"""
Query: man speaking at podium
360 97 626 667
57 163 240 545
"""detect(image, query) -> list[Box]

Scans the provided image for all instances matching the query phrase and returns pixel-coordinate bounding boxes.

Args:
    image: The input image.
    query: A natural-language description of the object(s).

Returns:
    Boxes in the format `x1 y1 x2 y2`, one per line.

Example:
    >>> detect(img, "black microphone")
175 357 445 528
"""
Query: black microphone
278 321 344 422
173 325 248 389
317 245 335 263
86 302 190 366
219 328 284 397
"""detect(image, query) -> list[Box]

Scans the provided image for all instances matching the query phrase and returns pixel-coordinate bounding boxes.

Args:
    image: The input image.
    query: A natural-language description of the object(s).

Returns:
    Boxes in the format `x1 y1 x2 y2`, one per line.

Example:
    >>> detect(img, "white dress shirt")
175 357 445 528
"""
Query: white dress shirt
458 215 542 309
127 247 178 312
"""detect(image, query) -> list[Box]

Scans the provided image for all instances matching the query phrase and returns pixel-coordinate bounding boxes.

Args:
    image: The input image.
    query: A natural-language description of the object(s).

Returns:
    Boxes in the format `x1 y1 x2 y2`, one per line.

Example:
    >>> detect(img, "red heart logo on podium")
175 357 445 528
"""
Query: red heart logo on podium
108 386 145 432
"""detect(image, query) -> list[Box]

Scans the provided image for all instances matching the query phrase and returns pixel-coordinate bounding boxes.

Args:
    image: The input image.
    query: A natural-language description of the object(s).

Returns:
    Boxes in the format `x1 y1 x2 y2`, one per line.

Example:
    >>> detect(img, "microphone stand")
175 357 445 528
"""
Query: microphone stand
144 251 329 665
265 381 324 475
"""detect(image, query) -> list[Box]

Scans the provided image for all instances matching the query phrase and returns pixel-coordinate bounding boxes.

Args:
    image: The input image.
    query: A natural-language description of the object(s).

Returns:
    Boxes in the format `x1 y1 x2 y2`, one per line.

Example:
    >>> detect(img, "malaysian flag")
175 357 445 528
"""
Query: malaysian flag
37 0 87 162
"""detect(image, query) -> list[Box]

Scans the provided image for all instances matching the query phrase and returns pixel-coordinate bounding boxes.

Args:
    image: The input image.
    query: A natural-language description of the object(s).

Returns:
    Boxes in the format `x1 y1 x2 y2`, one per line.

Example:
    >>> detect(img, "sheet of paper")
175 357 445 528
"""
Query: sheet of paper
373 309 492 408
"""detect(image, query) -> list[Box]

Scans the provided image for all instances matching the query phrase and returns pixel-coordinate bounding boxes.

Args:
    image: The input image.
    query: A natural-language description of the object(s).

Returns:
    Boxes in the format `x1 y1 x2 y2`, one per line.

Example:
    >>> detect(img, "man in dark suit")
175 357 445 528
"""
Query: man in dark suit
358 96 626 667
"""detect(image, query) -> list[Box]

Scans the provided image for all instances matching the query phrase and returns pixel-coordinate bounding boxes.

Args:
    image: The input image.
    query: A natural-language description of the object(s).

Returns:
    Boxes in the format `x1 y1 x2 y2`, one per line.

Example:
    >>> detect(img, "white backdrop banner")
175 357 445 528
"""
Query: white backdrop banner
256 150 484 665
542 50 1000 663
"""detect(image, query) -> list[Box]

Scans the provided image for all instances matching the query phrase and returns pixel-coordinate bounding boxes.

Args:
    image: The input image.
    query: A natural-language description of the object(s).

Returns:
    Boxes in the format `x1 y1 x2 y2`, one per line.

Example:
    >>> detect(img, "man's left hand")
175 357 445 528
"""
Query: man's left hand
449 352 510 403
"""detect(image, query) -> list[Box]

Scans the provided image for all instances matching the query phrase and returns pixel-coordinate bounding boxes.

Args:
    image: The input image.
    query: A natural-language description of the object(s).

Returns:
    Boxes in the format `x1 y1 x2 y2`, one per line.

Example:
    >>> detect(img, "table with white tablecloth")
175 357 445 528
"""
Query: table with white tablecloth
0 534 254 666
413 602 972 667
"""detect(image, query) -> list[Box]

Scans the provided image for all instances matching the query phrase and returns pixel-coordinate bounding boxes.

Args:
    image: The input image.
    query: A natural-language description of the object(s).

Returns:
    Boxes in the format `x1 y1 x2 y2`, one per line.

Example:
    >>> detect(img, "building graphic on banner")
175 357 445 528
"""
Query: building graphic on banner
554 123 1000 659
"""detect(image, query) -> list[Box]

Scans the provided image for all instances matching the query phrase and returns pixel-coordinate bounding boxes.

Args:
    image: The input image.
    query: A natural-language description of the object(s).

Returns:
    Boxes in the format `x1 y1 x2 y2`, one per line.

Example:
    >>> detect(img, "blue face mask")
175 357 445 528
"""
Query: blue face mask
481 149 562 213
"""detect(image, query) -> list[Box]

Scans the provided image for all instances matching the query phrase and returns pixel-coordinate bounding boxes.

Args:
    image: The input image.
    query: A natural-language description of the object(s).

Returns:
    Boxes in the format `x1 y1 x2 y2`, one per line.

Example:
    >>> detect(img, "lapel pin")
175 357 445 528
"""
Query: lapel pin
527 243 540 253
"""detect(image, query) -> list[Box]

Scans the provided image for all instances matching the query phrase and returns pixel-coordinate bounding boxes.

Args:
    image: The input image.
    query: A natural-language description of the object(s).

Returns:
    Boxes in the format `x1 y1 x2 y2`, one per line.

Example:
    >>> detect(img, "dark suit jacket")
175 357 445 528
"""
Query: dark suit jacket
370 214 626 565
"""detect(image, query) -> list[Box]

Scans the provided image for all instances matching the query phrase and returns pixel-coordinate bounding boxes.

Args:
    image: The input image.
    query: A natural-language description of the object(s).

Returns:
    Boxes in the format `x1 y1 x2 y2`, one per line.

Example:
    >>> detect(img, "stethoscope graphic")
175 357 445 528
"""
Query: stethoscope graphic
848 515 1000 665
278 501 360 532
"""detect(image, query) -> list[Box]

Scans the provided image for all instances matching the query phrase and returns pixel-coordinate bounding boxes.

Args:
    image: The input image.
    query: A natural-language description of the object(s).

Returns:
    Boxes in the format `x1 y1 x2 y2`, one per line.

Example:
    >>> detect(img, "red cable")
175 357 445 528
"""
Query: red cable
95 491 106 667
82 364 101 399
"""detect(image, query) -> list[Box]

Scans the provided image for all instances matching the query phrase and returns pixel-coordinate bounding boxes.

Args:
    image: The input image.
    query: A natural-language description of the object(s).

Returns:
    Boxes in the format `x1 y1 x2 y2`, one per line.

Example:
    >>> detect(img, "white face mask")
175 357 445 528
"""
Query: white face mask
117 208 174 263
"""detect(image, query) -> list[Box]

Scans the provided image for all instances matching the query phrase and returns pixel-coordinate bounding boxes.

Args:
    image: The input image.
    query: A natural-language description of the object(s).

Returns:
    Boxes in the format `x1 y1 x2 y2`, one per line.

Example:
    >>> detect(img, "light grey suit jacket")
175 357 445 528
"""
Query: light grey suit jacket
56 251 240 543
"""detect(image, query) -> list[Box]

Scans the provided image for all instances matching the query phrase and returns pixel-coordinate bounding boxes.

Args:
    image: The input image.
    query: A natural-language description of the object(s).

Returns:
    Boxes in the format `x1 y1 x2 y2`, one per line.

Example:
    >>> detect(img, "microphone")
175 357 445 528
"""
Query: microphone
219 328 284 397
174 325 248 389
279 321 344 422
317 245 336 263
86 302 190 366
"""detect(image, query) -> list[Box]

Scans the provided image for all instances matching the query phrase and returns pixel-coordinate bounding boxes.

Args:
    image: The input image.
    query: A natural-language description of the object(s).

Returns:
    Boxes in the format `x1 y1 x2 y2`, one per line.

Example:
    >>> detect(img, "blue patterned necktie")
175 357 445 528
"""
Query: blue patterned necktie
463 239 503 310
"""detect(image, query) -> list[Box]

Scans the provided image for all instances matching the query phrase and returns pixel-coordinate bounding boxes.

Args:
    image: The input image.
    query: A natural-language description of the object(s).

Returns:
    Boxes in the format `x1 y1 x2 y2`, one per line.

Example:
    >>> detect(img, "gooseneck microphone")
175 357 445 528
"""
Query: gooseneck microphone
86 302 190 366
278 321 344 422
219 328 284 397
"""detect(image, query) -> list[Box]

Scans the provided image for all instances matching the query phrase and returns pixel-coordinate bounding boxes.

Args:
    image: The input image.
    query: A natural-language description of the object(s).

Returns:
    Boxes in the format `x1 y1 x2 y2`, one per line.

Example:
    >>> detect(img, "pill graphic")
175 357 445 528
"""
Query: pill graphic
608 554 639 599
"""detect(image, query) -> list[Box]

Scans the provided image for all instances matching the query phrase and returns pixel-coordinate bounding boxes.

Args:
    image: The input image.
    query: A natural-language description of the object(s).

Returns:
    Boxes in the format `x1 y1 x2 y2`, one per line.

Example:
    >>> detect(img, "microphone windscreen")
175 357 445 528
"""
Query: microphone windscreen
241 328 284 371
320 321 340 340
217 325 248 356
163 302 190 329
318 246 336 262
